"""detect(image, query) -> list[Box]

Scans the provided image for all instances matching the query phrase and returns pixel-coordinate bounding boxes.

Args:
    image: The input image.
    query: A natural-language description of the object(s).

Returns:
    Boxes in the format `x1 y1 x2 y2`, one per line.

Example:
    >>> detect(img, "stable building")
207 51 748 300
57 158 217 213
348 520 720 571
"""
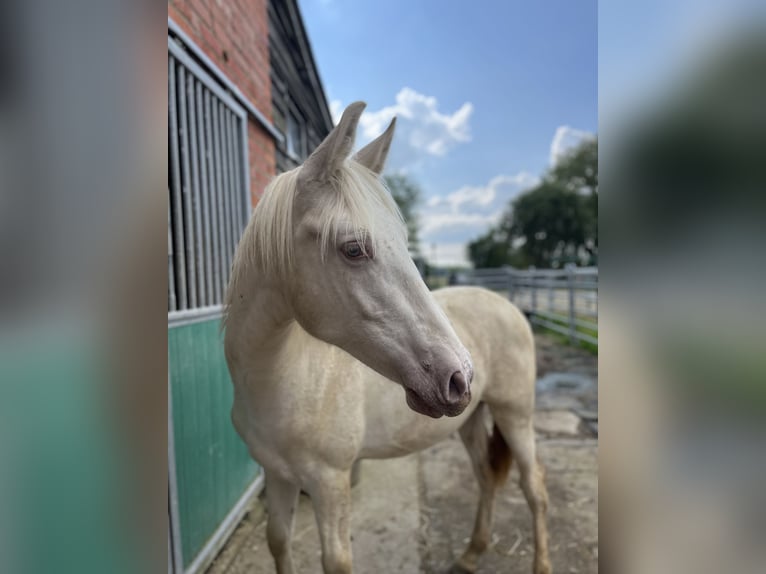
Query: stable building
167 1 332 571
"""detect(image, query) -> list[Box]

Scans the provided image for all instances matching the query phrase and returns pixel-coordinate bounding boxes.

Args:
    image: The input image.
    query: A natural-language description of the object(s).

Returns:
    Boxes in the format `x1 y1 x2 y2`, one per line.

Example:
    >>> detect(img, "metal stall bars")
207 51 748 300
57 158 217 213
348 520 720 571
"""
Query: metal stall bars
167 32 262 574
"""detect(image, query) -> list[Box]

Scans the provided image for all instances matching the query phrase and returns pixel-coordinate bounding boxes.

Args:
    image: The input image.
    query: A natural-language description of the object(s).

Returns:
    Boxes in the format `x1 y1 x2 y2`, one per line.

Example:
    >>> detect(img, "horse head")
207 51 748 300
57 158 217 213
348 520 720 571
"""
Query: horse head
256 102 474 417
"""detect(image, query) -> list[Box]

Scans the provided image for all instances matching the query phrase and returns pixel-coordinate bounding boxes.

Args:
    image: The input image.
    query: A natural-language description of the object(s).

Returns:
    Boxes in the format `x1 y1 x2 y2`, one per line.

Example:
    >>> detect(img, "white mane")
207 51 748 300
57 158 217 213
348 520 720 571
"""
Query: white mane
225 159 406 310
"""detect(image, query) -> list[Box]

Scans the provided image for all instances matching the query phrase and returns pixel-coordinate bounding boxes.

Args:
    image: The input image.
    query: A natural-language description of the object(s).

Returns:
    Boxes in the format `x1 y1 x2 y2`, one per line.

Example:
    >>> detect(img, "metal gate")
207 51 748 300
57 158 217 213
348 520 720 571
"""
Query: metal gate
168 31 262 574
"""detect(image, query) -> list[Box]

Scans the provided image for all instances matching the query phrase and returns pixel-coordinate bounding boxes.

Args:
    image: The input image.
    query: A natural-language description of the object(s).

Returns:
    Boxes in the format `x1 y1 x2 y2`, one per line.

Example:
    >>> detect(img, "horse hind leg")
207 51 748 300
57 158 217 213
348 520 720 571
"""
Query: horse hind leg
452 404 513 573
490 407 552 574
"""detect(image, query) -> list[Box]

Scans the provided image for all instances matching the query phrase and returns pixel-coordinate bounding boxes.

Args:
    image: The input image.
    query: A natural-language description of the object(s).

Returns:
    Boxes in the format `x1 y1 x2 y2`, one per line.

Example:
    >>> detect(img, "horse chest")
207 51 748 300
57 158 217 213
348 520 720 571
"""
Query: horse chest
359 384 483 459
232 366 365 474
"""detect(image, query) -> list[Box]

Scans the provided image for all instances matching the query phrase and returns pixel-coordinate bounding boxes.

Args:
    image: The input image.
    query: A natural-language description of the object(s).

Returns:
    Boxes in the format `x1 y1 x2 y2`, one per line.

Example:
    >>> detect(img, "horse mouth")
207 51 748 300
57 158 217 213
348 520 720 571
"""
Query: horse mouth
404 387 467 419
405 388 443 418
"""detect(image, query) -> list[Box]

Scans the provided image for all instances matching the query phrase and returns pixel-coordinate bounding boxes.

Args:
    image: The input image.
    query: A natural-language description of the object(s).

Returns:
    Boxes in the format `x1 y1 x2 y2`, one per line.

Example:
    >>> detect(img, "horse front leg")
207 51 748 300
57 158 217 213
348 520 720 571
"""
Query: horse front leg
264 471 300 574
308 469 353 574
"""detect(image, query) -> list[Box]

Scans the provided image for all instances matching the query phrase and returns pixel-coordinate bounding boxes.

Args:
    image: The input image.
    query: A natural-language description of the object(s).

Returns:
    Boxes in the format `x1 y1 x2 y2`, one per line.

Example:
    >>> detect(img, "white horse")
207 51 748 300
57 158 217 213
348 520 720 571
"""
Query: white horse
224 102 551 574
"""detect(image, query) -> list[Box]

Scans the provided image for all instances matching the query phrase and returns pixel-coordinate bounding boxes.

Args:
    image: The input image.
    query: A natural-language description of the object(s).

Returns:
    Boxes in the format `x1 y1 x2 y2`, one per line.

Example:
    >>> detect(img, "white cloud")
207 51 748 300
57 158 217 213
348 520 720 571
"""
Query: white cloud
420 211 502 236
360 88 472 156
418 171 540 265
426 195 442 208
333 88 473 171
549 125 593 166
422 242 472 268
429 172 539 213
329 99 343 125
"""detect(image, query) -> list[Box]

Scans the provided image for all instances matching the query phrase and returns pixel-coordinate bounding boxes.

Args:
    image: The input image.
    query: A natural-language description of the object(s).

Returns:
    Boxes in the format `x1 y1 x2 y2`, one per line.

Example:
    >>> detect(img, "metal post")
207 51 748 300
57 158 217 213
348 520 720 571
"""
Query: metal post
203 90 222 304
239 106 251 219
177 65 198 308
169 56 188 310
529 266 537 315
506 266 515 302
219 104 236 283
548 272 555 312
215 101 232 287
186 73 206 307
196 82 214 306
227 111 244 237
567 263 576 344
168 191 176 311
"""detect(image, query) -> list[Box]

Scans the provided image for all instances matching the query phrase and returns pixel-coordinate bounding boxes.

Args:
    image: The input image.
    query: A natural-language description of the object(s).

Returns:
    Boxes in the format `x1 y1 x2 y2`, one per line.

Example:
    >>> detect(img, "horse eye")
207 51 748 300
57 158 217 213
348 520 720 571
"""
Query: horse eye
342 242 366 260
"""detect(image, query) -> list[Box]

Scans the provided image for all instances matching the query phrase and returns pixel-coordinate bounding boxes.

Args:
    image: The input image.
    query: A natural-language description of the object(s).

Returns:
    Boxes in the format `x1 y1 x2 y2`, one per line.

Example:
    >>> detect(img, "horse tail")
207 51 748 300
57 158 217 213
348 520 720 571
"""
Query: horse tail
488 423 513 486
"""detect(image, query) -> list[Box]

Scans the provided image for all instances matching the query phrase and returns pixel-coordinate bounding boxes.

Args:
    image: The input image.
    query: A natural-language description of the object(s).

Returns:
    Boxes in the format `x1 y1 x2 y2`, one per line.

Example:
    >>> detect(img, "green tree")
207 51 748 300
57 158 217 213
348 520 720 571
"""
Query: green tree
508 181 588 267
550 138 598 195
550 137 598 256
467 228 512 269
384 174 422 255
467 223 530 269
466 137 598 268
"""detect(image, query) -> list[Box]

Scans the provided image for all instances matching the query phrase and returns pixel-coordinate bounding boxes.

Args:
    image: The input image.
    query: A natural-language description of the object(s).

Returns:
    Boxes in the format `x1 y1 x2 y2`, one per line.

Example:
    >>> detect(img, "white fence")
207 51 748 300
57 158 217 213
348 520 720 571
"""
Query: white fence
454 265 598 347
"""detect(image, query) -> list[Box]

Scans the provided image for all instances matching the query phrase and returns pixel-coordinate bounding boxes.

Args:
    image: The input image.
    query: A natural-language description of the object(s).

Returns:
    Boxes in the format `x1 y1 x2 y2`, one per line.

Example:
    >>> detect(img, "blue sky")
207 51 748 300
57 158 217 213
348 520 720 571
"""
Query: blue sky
299 0 597 266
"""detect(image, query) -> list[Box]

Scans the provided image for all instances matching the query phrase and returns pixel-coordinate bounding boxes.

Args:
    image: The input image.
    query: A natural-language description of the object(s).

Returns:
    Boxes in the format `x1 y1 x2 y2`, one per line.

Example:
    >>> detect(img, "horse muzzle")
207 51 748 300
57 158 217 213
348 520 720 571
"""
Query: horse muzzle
404 358 473 418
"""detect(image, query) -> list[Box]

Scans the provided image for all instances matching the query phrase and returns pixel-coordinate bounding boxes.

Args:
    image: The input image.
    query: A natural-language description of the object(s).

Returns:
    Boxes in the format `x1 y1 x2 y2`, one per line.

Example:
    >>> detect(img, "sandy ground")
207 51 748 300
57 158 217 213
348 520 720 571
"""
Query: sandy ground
208 333 597 574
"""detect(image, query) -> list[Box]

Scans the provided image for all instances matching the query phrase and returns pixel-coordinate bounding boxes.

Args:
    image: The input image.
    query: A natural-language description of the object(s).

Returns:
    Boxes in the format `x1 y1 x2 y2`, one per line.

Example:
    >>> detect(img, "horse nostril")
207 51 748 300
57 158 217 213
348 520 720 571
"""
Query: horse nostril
447 371 468 403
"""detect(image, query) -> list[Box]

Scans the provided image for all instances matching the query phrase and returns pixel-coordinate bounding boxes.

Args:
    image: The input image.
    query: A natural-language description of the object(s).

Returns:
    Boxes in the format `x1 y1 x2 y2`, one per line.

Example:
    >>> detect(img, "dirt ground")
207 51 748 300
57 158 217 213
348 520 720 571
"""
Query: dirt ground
208 333 598 574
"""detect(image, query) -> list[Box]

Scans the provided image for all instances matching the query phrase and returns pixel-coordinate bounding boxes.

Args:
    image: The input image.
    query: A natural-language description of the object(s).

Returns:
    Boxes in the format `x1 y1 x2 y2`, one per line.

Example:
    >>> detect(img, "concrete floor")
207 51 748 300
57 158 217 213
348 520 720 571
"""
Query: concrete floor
208 335 598 574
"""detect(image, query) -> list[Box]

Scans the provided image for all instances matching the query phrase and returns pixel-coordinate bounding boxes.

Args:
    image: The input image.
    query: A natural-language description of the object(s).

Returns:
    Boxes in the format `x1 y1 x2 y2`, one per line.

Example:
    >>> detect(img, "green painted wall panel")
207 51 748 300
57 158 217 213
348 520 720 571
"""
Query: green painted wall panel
169 318 260 568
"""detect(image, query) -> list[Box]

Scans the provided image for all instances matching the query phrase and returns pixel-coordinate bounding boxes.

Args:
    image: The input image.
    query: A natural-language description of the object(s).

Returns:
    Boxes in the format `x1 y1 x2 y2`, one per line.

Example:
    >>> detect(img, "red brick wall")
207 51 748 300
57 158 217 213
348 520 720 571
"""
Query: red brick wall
247 121 276 207
169 0 275 205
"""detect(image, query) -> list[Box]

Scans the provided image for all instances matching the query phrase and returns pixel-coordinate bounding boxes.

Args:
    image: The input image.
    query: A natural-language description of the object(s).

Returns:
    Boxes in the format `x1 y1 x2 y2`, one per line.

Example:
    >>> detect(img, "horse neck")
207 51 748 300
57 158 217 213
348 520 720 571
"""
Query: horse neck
225 270 296 377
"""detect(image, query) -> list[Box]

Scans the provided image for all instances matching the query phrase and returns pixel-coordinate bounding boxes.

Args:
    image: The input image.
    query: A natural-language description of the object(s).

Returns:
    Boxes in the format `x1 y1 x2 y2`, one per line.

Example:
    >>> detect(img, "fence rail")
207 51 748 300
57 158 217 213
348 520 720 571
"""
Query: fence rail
454 265 598 348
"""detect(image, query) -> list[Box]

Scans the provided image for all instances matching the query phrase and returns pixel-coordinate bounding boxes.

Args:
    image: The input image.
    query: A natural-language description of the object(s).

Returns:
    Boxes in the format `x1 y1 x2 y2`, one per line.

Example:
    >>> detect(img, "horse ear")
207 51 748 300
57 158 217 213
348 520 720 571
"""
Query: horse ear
301 101 366 181
354 117 396 175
